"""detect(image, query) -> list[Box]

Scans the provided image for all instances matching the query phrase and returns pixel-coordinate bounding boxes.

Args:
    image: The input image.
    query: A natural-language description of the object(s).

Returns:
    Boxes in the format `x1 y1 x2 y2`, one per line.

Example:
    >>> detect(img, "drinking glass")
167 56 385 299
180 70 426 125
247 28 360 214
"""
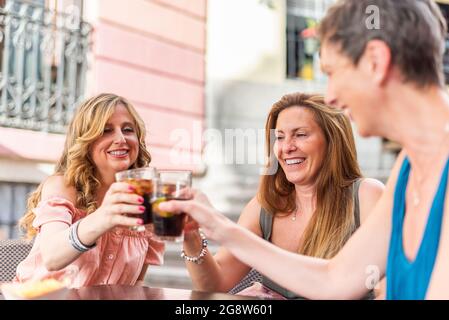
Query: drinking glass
115 167 157 232
151 170 192 242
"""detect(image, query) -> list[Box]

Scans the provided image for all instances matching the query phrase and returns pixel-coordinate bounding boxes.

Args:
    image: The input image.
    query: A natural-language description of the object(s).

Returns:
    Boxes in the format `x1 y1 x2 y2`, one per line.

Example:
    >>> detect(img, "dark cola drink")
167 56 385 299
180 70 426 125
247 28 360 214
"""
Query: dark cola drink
125 178 154 224
151 183 187 242
115 167 157 232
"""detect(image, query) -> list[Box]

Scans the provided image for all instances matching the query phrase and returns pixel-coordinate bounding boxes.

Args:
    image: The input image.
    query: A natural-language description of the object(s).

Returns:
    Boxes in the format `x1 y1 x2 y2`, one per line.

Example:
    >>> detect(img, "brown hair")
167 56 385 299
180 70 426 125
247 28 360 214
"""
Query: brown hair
318 0 447 88
20 93 151 238
258 93 362 259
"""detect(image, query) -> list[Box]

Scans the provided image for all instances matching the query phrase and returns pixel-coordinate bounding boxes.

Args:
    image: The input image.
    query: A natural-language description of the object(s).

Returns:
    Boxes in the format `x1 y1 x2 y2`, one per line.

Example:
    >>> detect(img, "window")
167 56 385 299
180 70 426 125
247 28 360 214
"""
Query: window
0 181 38 239
286 0 334 80
0 0 91 133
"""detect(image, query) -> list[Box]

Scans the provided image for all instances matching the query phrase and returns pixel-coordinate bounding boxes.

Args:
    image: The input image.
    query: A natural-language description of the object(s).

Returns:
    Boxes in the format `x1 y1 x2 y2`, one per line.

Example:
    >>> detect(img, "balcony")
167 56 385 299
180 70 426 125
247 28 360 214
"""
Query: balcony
0 0 91 134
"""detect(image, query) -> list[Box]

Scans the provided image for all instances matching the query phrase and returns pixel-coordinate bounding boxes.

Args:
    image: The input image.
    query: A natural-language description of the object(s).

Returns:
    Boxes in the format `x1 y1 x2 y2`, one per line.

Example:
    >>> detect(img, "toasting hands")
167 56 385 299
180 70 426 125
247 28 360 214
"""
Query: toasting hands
157 189 233 241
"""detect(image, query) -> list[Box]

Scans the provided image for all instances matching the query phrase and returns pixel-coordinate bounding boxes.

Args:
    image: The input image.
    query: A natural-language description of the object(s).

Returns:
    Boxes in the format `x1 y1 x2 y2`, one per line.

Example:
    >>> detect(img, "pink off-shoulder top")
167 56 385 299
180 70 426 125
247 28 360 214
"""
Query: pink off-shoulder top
15 197 165 288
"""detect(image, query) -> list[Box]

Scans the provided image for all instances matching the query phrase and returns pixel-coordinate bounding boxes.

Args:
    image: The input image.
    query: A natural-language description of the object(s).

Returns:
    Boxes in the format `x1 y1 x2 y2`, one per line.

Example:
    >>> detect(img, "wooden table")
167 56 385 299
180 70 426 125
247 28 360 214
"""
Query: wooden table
66 285 260 300
0 285 281 320
1 284 261 300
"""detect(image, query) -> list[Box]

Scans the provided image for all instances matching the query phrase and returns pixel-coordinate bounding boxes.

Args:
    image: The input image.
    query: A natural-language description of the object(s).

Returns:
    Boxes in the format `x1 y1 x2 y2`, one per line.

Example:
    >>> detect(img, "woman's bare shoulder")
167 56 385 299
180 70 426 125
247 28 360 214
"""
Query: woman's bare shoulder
359 178 385 196
358 178 385 223
40 175 77 203
358 150 407 223
237 196 263 236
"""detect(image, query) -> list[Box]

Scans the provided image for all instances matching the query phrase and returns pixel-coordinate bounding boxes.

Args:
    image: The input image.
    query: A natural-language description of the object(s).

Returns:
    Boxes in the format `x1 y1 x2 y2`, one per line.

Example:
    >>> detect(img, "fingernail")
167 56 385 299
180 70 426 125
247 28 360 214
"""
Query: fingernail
139 206 145 212
137 219 144 225
138 197 144 203
128 185 135 191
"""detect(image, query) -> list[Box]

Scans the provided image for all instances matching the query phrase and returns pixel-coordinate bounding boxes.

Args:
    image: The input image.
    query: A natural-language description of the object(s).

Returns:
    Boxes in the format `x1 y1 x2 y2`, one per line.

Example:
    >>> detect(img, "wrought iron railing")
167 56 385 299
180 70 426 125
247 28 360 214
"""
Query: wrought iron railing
0 0 91 133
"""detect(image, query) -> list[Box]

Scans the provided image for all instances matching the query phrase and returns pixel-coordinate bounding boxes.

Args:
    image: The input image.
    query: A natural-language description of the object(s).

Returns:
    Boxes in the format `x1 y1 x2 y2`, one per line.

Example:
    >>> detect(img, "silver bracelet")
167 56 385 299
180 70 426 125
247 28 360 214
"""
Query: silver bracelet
180 229 208 264
68 219 96 252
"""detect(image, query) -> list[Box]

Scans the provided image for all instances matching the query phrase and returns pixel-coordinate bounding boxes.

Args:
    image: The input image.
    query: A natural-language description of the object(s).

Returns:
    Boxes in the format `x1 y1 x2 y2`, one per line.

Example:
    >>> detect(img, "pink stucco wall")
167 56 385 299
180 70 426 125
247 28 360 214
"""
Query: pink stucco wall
0 127 64 162
91 0 206 171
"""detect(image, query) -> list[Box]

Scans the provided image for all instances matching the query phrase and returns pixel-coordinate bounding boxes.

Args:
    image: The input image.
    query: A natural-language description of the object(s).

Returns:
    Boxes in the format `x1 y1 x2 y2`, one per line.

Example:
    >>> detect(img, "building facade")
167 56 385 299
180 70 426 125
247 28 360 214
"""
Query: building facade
0 0 207 239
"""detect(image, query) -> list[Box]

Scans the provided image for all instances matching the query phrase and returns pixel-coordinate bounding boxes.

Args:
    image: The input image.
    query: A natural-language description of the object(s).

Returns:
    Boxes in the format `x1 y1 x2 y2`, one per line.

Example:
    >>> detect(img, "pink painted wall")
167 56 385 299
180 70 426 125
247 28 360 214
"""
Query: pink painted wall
0 127 64 162
92 0 206 171
0 0 207 172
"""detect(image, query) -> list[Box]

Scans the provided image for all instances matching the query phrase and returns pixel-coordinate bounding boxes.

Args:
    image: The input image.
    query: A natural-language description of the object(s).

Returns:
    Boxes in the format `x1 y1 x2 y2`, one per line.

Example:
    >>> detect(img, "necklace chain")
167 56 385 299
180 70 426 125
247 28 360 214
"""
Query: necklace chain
411 122 449 207
292 201 301 221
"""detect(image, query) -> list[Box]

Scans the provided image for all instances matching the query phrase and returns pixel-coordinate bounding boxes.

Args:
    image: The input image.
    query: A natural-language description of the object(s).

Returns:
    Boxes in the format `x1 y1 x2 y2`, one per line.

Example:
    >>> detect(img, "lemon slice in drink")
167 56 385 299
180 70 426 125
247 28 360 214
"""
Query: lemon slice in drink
152 197 174 218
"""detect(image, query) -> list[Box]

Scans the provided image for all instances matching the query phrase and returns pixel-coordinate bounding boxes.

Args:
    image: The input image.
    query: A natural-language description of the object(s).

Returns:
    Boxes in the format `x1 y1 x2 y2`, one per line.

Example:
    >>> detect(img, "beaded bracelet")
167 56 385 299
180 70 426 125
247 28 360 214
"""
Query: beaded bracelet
68 219 96 253
180 229 208 264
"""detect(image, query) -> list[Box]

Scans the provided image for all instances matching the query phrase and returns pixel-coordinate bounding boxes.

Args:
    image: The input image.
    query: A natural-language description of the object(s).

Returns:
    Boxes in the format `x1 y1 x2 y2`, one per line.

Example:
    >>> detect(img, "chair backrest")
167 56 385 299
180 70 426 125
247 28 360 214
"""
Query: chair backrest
228 269 263 295
0 238 33 282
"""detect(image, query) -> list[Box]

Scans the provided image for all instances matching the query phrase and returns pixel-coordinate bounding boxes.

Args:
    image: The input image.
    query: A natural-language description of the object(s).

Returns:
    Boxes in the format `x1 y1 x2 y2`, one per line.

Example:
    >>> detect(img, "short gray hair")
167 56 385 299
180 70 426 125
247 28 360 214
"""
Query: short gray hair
318 0 447 88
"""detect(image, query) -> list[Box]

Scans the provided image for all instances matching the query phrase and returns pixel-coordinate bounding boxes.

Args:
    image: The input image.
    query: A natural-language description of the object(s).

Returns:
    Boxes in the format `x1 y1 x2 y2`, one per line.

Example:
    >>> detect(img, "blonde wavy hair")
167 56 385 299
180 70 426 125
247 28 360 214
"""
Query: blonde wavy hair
19 93 151 239
258 93 362 259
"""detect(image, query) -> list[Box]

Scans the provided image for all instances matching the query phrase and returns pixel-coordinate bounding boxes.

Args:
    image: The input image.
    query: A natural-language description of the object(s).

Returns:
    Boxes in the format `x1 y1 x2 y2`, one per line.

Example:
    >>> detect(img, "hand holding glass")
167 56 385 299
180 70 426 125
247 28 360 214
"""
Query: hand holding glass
115 167 157 232
152 170 192 242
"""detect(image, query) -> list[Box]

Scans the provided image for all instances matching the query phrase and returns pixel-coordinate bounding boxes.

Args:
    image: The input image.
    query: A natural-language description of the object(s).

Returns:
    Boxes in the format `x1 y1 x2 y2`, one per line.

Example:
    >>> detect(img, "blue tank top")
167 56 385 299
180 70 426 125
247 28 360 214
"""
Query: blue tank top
386 156 449 300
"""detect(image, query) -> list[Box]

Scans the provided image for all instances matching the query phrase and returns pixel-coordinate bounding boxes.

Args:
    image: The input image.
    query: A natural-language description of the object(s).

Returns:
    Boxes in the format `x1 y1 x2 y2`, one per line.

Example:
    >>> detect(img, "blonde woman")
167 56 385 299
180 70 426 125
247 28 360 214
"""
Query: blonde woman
181 93 384 299
15 93 164 287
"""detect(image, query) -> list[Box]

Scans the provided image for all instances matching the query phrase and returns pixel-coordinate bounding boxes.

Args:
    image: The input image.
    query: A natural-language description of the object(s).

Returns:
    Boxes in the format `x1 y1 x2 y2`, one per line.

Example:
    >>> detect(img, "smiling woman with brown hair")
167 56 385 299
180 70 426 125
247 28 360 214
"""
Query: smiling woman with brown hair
180 92 384 299
259 93 365 259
